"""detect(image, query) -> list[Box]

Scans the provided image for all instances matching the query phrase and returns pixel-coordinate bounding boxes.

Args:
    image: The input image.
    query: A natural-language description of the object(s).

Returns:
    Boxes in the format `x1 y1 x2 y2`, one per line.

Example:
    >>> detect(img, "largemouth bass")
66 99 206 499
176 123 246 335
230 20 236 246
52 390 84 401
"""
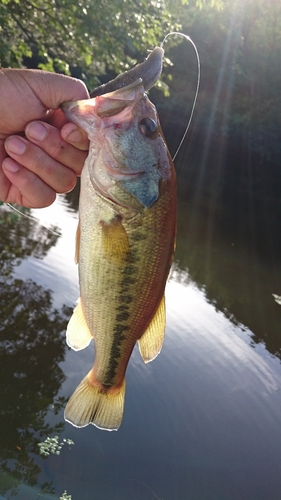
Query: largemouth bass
62 47 177 431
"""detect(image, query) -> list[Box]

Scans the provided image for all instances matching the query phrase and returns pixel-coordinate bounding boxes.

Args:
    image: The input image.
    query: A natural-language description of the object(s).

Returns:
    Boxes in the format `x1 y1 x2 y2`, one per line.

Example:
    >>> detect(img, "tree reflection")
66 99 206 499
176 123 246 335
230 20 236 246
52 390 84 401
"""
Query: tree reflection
0 205 71 497
0 277 71 497
0 206 59 278
174 198 281 360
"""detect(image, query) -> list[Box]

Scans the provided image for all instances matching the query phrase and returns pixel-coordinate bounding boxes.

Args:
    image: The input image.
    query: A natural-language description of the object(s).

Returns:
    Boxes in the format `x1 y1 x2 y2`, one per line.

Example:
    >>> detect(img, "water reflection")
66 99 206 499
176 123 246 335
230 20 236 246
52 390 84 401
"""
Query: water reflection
56 271 281 499
0 169 281 498
0 207 59 277
175 195 281 359
0 205 71 498
13 198 79 307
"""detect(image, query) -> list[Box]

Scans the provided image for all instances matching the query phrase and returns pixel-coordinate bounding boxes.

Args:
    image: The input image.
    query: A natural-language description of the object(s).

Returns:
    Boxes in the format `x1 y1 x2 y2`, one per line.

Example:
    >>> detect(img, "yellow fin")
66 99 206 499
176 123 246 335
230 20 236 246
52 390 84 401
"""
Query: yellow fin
66 299 93 351
64 371 126 431
75 220 80 264
101 215 130 264
138 296 166 363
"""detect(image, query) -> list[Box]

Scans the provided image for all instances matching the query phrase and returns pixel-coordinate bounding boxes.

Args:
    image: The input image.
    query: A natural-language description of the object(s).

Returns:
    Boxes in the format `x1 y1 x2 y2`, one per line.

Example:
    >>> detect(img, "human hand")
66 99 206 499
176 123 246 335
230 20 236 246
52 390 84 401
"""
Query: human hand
0 68 90 208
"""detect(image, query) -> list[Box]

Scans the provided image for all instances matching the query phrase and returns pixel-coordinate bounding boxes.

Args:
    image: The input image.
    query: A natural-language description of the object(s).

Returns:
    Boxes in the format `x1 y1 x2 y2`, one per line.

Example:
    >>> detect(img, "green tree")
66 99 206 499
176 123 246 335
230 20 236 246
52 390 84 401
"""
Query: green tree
0 0 224 87
0 0 178 86
174 0 281 159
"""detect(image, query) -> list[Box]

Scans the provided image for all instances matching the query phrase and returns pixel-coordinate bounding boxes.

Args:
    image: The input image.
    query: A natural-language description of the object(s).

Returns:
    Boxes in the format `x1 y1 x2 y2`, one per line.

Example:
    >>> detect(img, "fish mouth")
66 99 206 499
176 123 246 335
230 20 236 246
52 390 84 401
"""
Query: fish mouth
90 47 164 98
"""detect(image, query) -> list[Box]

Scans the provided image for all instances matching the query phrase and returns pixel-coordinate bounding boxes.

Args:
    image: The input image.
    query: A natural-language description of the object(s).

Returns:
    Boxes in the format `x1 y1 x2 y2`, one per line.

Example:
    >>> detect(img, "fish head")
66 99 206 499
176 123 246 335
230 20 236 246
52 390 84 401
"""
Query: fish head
102 92 172 210
62 80 173 211
61 80 144 137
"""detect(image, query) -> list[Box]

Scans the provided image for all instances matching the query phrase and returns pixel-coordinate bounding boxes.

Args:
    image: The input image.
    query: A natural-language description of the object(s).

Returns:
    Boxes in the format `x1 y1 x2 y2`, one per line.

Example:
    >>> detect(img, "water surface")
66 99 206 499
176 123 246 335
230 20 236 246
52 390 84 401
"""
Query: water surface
0 152 281 499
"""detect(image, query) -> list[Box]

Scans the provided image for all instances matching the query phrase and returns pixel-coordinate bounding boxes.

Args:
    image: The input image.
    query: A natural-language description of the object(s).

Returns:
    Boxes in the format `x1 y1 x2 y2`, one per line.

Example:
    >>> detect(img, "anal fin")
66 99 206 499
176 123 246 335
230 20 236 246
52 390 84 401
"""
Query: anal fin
66 298 93 351
138 296 166 363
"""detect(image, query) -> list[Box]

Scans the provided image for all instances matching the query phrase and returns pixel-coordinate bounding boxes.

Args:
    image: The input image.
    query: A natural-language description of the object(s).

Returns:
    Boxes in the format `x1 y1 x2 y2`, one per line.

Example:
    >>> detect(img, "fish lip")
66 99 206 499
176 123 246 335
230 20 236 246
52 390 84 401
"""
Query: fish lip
90 47 164 98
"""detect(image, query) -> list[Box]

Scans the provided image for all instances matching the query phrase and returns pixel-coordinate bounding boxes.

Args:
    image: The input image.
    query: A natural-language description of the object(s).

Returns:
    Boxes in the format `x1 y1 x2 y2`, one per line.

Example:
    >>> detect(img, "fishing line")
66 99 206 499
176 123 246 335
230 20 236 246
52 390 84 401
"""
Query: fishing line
160 32 201 161
6 202 62 236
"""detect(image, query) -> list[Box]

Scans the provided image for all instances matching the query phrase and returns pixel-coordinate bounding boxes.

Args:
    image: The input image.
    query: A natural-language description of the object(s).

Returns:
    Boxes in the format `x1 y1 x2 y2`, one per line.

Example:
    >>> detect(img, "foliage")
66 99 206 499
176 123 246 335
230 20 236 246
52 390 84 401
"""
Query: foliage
175 0 224 9
153 0 281 162
2 0 278 160
0 0 176 88
0 0 224 88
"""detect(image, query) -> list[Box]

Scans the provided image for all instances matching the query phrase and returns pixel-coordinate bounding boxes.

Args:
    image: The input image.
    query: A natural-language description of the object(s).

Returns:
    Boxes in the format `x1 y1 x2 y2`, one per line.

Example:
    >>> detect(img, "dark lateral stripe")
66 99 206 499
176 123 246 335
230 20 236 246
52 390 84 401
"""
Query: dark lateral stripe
103 239 141 386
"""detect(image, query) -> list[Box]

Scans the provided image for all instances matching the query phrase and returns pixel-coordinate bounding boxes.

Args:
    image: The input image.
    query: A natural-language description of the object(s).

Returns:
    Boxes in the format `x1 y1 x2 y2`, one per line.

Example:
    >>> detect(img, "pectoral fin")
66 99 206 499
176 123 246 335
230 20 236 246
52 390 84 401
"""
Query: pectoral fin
66 299 93 351
101 216 130 264
138 296 166 363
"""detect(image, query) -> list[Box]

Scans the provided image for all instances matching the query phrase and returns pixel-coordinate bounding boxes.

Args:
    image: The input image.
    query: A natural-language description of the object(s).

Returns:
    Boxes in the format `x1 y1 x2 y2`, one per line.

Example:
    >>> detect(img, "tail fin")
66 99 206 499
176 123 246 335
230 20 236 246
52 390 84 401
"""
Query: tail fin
64 371 125 431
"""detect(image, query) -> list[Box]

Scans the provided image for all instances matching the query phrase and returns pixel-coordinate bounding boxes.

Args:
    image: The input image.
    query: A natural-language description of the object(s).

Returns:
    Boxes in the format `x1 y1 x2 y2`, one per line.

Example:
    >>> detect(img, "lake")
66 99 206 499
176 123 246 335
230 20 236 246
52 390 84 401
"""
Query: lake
0 133 281 499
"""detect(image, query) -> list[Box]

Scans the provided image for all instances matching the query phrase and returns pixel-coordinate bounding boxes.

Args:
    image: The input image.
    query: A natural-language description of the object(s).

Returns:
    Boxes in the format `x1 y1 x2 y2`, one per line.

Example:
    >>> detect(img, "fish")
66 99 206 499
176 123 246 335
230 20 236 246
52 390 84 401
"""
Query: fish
61 46 177 431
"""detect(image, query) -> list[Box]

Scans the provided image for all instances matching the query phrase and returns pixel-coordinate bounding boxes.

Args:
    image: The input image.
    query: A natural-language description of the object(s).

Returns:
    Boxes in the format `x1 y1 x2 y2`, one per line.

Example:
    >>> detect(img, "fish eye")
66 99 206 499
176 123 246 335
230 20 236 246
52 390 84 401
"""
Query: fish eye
139 118 158 139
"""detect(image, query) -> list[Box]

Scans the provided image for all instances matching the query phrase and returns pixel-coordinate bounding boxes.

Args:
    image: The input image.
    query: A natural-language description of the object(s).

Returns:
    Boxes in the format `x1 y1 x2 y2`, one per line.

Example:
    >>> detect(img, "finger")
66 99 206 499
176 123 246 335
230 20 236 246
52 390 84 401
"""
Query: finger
21 71 90 109
25 121 88 174
0 71 89 135
2 158 56 208
61 122 89 151
4 135 78 193
0 139 11 202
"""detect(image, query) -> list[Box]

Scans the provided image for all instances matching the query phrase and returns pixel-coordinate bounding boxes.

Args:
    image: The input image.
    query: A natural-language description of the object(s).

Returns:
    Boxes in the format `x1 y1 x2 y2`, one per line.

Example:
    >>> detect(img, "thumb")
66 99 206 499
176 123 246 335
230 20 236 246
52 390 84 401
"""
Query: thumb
19 70 90 109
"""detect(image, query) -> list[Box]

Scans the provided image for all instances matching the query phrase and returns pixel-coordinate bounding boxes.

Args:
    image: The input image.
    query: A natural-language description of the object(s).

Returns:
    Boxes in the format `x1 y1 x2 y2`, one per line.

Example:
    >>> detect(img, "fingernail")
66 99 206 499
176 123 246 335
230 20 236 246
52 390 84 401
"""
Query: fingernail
64 126 83 143
26 121 47 141
3 158 20 173
5 137 26 155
